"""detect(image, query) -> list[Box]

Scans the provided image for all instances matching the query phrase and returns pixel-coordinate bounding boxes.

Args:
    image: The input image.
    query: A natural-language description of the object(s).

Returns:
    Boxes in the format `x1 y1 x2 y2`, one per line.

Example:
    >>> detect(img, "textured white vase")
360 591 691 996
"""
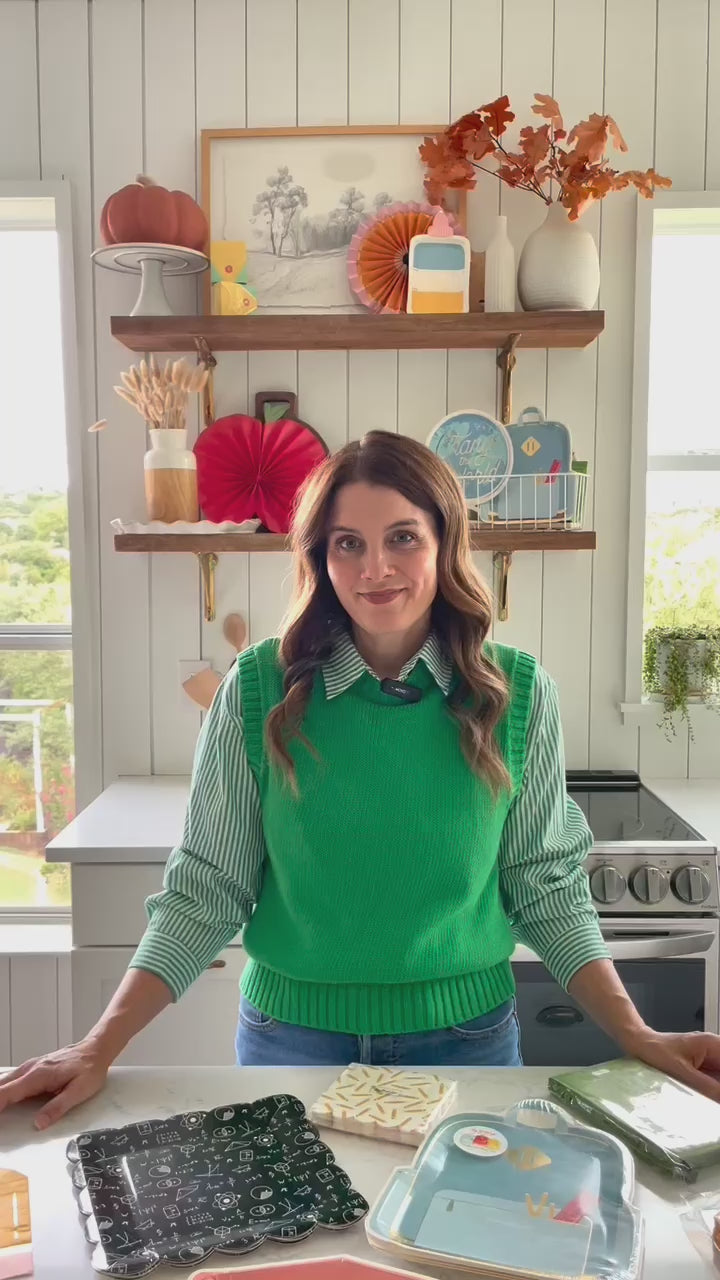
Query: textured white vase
517 202 600 310
483 214 516 312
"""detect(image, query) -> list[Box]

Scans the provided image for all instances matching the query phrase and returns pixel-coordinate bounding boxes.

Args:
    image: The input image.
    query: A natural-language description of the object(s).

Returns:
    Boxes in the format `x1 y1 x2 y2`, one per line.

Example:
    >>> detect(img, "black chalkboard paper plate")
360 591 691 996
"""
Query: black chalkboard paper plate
66 1094 369 1277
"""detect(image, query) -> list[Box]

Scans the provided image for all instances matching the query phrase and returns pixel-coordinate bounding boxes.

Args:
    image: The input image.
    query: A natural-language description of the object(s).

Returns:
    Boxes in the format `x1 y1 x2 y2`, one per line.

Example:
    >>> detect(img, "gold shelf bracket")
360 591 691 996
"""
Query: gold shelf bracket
197 551 218 622
497 332 521 425
194 336 217 425
493 550 513 622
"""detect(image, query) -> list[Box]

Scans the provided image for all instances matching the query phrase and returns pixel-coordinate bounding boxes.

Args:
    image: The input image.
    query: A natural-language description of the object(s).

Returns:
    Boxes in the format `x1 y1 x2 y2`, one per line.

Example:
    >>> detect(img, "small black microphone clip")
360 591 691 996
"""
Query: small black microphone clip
380 678 423 703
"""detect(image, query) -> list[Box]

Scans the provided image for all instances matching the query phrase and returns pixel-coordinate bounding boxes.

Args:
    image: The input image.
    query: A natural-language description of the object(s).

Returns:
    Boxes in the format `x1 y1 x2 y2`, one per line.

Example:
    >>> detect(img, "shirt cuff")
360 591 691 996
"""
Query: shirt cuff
518 918 611 991
130 928 226 1001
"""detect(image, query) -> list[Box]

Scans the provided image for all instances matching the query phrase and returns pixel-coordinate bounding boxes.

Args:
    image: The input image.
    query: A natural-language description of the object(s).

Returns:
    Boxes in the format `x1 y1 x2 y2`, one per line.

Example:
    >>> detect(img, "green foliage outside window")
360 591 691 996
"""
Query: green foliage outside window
644 504 720 632
0 490 73 906
643 500 720 738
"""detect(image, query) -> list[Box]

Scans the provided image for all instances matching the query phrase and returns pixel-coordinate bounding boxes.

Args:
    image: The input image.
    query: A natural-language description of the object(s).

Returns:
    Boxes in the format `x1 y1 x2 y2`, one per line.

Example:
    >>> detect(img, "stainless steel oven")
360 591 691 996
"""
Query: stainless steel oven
512 917 719 1066
511 771 720 1067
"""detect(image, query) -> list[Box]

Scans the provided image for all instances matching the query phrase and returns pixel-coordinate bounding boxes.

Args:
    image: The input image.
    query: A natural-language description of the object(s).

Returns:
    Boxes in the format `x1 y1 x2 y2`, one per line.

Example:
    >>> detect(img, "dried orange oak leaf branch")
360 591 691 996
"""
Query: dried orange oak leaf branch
421 93 671 220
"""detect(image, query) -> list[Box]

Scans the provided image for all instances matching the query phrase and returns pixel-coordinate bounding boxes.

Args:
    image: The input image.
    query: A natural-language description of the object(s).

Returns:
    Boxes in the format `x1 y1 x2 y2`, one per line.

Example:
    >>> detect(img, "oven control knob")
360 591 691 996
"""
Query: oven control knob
589 865 626 904
673 865 711 905
630 865 669 904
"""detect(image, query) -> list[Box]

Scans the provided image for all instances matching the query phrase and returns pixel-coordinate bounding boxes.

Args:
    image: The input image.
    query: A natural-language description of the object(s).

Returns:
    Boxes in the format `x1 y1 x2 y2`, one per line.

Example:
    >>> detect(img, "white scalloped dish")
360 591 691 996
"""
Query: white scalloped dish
110 518 261 535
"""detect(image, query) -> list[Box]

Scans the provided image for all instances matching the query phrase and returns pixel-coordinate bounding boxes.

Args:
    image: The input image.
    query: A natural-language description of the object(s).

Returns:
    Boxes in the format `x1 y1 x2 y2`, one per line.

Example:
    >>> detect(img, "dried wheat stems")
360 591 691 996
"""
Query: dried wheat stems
89 357 209 432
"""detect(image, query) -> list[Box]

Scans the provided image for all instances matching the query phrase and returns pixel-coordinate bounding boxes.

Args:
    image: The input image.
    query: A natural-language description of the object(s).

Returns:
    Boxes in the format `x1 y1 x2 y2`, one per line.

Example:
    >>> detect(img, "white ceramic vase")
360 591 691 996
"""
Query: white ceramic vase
483 215 516 312
517 202 600 310
143 428 198 523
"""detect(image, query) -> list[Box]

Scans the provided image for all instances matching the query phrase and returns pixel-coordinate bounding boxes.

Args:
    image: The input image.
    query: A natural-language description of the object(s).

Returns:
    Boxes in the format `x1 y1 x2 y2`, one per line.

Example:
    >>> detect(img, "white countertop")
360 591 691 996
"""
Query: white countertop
46 776 190 863
46 775 720 864
649 779 720 849
1 1066 716 1280
0 923 72 955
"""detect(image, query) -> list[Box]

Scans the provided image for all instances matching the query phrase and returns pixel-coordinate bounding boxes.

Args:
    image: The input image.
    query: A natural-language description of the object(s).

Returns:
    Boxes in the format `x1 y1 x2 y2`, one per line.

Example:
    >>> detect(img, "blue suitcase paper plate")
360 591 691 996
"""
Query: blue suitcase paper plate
366 1098 644 1280
480 406 577 525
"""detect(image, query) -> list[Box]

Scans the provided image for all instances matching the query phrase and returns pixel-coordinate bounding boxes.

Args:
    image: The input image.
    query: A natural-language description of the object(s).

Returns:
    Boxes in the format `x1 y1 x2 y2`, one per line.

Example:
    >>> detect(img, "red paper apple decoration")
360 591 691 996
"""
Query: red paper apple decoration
99 175 208 251
194 413 328 533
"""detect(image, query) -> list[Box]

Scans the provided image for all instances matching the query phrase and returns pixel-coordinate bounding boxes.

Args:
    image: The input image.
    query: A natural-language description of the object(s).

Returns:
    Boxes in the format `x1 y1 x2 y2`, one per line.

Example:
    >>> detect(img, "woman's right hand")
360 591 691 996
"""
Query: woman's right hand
0 1038 112 1130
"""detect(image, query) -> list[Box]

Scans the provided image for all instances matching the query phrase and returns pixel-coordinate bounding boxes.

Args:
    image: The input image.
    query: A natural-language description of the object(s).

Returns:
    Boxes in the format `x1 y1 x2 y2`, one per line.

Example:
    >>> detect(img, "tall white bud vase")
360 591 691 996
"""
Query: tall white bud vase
518 201 600 310
483 215 516 311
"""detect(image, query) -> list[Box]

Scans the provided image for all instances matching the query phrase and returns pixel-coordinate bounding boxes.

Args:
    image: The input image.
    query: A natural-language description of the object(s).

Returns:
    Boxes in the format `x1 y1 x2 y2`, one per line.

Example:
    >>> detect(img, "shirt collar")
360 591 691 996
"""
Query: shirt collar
322 630 453 700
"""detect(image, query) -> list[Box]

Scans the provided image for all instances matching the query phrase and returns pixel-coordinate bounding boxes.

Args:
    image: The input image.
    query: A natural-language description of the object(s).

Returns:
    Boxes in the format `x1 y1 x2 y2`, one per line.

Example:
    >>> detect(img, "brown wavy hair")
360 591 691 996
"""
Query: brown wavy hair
265 430 510 793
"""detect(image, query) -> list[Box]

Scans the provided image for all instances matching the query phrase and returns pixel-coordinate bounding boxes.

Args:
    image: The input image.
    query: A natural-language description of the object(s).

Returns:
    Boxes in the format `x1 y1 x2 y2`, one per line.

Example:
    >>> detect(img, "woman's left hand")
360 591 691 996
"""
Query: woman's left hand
626 1029 720 1102
568 960 720 1102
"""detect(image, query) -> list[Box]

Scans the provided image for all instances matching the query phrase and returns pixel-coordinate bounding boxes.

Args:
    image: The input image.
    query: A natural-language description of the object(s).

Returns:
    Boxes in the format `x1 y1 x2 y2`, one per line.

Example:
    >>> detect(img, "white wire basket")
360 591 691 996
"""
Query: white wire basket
462 470 588 531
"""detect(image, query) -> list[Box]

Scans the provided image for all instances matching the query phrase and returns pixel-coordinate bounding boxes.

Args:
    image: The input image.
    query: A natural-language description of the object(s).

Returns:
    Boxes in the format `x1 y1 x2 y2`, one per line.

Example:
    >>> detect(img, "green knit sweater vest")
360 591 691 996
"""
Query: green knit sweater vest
236 637 537 1035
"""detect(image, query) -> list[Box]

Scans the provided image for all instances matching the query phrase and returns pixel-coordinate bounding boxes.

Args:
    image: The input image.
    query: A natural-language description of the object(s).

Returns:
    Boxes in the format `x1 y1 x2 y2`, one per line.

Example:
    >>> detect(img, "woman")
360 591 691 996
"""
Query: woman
2 431 720 1129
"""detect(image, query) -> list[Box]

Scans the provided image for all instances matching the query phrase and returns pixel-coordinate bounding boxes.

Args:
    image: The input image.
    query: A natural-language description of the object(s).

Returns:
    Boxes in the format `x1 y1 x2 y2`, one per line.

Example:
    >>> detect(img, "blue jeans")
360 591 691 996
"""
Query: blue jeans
235 995 522 1067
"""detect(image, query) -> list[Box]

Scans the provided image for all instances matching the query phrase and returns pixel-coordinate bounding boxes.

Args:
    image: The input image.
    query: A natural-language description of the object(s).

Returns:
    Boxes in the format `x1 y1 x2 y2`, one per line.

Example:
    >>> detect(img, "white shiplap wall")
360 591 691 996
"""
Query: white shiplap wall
2 0 718 785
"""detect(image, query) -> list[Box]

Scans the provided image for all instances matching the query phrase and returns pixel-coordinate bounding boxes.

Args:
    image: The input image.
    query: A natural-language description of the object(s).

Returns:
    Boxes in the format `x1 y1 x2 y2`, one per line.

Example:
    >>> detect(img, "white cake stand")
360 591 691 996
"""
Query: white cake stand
91 243 209 316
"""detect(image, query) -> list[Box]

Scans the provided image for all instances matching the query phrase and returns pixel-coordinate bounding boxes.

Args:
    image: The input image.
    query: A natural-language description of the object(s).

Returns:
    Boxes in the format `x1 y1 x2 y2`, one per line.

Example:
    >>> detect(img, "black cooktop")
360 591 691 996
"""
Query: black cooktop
566 770 704 844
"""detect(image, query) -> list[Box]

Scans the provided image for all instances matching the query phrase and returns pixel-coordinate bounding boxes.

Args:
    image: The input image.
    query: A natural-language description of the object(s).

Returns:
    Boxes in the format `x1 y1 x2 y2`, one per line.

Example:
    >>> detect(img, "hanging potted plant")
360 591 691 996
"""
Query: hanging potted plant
420 94 671 310
643 625 720 738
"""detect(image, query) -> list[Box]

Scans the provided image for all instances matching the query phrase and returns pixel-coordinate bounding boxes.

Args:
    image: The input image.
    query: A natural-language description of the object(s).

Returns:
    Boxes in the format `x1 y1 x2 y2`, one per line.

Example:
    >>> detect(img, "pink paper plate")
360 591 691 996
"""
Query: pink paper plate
188 1257 426 1279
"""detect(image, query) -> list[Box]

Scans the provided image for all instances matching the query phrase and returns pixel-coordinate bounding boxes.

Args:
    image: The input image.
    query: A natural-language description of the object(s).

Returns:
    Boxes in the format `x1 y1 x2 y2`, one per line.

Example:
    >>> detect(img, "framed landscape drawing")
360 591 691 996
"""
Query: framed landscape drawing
200 125 466 315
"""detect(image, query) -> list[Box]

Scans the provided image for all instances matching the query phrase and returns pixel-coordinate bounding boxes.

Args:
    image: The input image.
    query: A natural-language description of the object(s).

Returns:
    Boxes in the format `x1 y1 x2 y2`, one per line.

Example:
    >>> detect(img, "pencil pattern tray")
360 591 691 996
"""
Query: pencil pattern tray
66 1095 369 1278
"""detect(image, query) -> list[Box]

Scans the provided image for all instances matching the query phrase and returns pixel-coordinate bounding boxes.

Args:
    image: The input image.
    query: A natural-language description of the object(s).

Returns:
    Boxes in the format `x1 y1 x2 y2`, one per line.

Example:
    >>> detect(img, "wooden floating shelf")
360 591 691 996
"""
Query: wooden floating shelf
111 310 605 354
114 530 597 554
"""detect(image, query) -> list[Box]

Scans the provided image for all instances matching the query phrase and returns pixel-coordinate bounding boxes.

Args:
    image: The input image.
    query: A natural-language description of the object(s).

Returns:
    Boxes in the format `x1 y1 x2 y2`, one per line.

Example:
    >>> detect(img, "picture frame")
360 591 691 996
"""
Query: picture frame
200 125 467 316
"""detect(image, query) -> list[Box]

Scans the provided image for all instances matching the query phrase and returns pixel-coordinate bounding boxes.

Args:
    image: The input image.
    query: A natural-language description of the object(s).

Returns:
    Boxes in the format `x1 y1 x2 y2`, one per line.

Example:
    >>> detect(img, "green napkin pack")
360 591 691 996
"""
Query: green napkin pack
549 1058 720 1182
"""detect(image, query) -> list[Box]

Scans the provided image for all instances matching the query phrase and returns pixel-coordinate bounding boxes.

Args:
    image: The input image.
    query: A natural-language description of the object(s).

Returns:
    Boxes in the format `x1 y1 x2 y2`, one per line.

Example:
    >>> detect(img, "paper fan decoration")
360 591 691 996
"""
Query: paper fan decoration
348 201 461 313
194 414 328 533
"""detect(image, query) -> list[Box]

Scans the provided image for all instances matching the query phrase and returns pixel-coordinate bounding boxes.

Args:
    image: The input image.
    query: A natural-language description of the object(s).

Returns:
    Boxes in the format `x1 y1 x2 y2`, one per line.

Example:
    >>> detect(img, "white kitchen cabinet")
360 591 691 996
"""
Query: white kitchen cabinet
71 864 165 946
10 953 72 1064
0 950 72 1067
72 946 246 1065
47 779 255 1068
0 958 9 1065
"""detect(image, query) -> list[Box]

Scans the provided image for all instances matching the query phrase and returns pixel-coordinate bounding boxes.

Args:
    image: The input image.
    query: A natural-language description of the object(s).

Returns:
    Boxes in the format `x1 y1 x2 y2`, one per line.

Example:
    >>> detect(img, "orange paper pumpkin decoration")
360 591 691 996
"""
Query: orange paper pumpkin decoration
99 175 208 251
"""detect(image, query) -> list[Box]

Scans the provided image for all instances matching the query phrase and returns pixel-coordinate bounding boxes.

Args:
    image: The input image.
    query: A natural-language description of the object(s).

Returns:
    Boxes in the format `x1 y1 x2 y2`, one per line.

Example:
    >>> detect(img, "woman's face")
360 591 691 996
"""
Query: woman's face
326 483 439 636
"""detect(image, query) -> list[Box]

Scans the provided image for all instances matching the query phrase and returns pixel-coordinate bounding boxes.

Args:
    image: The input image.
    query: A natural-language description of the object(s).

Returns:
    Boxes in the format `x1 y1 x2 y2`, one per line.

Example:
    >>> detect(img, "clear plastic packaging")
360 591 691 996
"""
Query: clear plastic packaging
550 1059 720 1182
309 1065 457 1147
679 1193 720 1275
366 1098 644 1280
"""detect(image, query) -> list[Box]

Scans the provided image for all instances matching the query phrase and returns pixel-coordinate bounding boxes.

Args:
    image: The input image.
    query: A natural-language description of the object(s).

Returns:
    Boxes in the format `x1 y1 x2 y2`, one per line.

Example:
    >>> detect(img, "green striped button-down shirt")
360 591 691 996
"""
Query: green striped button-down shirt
131 633 610 1001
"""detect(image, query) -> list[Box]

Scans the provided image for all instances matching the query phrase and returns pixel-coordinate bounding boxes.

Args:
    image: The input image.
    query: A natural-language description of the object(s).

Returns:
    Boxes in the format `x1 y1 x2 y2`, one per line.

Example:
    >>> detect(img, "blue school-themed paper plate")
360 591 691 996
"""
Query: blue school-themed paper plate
426 410 513 506
366 1098 644 1280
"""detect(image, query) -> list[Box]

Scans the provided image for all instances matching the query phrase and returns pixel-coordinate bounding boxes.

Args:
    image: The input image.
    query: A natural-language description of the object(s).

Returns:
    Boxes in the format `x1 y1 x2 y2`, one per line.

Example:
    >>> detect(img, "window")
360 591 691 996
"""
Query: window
644 207 720 633
0 195 74 910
